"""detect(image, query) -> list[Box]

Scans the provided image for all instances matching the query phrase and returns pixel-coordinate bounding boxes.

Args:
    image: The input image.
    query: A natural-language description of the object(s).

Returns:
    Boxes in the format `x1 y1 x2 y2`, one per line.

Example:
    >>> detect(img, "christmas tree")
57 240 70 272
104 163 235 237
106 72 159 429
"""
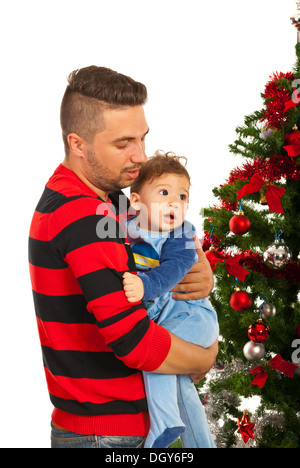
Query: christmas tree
201 9 300 448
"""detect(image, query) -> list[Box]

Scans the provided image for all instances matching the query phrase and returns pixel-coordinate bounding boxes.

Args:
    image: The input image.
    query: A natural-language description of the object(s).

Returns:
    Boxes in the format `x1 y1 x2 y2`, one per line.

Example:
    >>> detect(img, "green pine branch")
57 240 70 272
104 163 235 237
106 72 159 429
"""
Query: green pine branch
202 43 300 448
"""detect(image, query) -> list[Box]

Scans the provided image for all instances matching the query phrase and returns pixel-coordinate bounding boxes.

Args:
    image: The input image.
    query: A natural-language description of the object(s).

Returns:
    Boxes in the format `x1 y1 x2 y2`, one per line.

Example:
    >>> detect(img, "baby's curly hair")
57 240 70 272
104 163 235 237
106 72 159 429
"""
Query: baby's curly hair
130 151 191 193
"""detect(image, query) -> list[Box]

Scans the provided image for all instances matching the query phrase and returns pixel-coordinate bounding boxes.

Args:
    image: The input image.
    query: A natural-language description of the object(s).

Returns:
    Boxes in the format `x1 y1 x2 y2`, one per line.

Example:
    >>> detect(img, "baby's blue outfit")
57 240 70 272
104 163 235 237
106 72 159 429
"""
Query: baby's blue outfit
127 218 219 448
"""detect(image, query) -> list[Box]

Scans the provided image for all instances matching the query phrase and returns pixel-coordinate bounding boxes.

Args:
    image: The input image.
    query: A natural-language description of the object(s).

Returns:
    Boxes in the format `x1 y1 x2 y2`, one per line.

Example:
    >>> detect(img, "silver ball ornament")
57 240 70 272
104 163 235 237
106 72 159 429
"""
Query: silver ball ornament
243 341 265 361
260 125 273 140
261 302 276 319
263 239 291 270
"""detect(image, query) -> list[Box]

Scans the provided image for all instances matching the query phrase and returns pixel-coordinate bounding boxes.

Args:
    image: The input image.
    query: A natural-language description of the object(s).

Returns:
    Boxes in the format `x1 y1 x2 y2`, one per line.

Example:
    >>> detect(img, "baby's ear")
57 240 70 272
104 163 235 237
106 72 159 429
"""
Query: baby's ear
130 192 141 211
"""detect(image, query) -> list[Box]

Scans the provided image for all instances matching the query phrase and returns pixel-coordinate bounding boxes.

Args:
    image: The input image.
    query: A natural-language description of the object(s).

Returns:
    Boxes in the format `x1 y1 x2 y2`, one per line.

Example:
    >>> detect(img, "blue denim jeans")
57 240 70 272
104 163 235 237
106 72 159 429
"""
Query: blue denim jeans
51 423 145 448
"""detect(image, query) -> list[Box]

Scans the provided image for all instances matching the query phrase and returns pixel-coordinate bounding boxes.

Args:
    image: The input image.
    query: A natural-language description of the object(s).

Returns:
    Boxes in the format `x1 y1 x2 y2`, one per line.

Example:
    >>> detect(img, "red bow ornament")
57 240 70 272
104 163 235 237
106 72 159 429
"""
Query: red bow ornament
283 88 300 113
250 366 269 388
237 173 285 214
205 250 249 282
250 354 298 388
269 354 299 377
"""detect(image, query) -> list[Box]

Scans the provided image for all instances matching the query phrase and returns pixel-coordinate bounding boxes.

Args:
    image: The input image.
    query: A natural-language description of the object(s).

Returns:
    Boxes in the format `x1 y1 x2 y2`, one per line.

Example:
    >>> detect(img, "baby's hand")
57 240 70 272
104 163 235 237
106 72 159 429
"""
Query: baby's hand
122 272 145 303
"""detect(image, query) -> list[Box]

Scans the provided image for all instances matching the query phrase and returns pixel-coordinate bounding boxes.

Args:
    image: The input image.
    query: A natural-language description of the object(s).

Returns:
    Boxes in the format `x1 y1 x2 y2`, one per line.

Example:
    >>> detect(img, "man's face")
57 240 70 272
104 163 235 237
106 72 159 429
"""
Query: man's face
84 105 149 194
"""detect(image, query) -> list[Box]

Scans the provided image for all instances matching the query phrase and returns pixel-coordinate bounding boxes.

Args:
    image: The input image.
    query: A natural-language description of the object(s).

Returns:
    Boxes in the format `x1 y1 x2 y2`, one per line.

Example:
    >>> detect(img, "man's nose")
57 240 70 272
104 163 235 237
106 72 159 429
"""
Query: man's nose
131 141 147 164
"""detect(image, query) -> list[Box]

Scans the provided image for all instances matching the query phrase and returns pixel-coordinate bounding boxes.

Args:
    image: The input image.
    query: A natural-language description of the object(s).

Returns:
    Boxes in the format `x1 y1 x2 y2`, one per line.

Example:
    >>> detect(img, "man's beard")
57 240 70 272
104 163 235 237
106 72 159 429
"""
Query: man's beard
86 148 129 192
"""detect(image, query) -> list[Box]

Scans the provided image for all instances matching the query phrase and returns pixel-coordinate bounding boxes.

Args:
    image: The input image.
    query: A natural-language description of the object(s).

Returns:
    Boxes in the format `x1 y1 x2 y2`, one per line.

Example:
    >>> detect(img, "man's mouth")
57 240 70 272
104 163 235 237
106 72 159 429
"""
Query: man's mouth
124 167 141 179
125 169 140 179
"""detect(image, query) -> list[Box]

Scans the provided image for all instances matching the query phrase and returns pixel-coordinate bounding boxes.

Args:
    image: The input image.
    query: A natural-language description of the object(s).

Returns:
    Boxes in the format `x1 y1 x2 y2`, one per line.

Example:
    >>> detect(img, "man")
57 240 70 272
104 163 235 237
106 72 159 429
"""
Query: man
29 66 217 449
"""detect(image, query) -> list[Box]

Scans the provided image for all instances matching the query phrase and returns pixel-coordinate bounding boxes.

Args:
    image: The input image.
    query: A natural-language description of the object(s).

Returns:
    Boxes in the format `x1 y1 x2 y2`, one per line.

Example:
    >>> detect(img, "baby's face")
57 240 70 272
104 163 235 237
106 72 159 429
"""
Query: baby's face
131 173 190 232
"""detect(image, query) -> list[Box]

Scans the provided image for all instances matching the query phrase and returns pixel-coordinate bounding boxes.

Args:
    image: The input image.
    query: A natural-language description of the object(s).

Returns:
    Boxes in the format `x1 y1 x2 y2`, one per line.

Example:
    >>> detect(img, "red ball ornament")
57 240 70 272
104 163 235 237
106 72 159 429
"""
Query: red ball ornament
205 247 219 264
248 320 269 343
229 211 250 235
230 289 252 312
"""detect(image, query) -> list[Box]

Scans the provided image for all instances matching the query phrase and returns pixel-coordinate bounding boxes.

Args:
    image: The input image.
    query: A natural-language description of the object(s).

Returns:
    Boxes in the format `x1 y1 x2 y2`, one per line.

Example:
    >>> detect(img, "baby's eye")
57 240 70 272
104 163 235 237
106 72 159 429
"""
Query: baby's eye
179 194 187 201
159 189 168 196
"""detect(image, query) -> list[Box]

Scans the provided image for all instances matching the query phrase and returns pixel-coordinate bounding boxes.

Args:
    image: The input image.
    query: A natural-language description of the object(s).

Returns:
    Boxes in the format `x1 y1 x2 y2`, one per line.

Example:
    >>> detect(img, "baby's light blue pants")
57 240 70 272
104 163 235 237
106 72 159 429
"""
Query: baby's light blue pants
143 296 219 448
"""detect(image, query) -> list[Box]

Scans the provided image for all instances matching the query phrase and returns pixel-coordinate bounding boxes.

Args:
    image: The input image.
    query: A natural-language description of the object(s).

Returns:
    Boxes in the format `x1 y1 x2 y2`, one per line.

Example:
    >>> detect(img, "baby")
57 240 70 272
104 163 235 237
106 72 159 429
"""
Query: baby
123 151 219 448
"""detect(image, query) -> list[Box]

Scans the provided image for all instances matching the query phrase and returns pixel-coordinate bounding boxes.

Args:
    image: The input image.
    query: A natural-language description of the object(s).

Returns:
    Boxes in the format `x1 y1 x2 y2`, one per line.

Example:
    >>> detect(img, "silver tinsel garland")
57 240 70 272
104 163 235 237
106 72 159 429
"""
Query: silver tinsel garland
199 359 293 448
201 359 257 448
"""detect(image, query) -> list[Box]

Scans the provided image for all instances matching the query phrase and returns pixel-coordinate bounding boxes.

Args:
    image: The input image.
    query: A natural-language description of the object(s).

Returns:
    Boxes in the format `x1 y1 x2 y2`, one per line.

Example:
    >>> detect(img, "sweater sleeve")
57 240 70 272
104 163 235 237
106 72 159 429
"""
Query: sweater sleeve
139 222 197 301
51 198 171 372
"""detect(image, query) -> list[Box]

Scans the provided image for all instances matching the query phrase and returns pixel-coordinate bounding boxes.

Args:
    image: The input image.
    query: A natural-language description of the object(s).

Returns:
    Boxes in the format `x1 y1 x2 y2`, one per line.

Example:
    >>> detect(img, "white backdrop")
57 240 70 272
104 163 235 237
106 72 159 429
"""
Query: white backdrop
0 0 297 448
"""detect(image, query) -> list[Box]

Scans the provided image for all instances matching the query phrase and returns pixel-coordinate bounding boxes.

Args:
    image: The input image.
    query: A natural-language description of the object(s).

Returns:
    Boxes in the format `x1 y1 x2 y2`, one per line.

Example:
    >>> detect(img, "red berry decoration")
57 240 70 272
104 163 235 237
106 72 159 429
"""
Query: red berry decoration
229 211 251 235
248 319 269 343
230 289 252 312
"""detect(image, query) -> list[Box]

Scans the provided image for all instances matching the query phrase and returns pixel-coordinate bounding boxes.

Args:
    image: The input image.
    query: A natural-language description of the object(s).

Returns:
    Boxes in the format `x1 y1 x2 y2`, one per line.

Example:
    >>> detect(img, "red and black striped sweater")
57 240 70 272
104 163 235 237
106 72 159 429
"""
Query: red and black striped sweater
29 164 171 436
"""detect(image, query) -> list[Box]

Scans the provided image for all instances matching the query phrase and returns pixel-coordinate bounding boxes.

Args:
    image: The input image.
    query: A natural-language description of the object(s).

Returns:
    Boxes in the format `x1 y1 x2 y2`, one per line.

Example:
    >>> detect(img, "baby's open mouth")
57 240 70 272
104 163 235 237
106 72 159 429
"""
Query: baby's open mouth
164 212 175 222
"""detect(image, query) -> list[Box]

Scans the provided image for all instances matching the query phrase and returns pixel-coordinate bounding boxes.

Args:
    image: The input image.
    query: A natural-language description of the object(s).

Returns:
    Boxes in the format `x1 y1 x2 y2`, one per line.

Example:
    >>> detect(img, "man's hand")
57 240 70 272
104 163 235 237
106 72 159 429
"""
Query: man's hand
171 235 214 301
189 338 219 384
123 272 145 303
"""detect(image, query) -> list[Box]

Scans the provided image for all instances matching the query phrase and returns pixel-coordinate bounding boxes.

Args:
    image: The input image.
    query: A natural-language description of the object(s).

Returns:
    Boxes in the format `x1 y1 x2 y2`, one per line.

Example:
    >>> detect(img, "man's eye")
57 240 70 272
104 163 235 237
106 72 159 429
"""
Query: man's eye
116 141 129 149
159 189 168 196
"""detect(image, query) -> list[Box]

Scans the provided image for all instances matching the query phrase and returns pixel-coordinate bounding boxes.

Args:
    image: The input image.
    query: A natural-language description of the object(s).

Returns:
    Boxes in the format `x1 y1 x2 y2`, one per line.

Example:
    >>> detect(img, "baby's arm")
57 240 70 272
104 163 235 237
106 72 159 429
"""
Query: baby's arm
124 222 197 302
140 244 195 300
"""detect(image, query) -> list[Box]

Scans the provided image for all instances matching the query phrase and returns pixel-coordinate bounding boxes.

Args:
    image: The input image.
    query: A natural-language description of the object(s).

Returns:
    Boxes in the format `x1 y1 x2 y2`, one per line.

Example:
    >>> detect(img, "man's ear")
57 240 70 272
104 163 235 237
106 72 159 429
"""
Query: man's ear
130 192 141 211
67 133 86 158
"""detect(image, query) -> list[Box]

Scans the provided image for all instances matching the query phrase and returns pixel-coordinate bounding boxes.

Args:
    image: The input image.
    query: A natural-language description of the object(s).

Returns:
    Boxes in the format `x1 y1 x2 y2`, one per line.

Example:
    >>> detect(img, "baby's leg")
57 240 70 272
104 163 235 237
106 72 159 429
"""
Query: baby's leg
145 298 219 448
156 298 218 448
143 372 185 448
177 375 216 448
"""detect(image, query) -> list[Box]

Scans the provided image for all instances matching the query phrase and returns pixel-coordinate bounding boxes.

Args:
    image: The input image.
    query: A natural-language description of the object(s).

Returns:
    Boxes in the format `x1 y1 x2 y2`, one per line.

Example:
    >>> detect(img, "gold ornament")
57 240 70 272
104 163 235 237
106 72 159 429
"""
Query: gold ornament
259 188 268 205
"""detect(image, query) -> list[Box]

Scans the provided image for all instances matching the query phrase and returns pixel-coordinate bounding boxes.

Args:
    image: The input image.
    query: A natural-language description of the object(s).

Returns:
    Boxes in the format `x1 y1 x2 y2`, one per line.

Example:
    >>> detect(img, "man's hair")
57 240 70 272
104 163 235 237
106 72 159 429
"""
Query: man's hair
130 151 191 193
60 66 148 155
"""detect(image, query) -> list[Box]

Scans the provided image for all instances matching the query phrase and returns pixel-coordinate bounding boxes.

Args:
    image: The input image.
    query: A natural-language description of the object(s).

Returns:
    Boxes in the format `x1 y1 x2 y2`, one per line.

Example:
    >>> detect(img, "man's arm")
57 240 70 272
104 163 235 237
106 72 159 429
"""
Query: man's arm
155 333 218 381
